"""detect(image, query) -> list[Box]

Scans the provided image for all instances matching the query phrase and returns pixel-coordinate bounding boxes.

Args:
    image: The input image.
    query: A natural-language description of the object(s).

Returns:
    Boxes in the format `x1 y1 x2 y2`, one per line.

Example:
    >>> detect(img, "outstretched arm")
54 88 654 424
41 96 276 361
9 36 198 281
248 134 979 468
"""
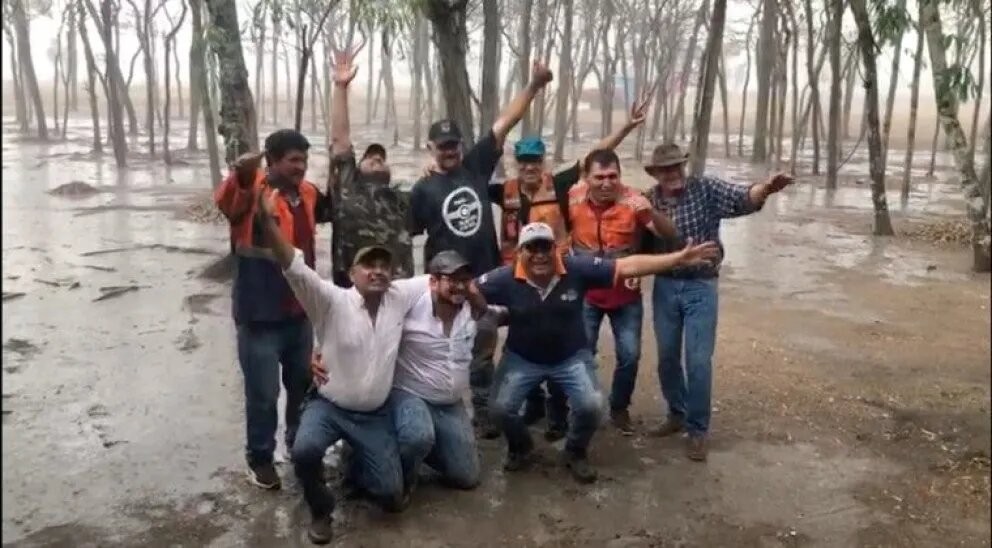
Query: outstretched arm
586 88 653 161
615 239 720 279
490 61 554 146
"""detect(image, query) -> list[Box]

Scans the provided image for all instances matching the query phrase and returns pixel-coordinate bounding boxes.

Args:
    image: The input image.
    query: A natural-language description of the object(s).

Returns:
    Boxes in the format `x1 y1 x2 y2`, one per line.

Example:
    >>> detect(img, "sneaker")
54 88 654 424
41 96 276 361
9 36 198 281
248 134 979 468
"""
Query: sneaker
686 435 708 462
561 451 597 484
307 514 334 545
650 416 685 438
246 462 281 490
474 415 501 440
610 408 635 435
503 449 533 472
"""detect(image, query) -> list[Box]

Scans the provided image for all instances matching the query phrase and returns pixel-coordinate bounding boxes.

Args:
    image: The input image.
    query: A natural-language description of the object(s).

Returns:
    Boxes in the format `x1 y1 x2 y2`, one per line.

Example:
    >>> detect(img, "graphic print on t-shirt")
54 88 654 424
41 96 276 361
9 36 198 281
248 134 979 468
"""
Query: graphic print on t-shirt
441 186 483 237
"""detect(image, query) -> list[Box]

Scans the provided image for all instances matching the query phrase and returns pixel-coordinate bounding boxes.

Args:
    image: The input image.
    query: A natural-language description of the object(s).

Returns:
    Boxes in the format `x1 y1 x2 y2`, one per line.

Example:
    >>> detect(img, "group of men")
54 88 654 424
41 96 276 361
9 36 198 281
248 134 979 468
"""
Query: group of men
214 44 793 544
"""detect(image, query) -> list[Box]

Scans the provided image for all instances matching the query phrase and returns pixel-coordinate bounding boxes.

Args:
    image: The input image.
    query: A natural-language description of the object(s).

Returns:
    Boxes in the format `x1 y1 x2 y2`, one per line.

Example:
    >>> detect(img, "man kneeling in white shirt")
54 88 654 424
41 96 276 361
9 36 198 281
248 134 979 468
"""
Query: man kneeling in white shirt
312 250 490 500
256 191 429 545
390 250 489 495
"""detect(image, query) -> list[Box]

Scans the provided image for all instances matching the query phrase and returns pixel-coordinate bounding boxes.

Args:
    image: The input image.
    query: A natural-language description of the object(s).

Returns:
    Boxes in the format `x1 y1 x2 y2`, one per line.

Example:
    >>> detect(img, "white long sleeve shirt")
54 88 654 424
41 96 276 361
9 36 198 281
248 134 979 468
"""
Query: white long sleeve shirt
392 292 477 405
282 251 429 412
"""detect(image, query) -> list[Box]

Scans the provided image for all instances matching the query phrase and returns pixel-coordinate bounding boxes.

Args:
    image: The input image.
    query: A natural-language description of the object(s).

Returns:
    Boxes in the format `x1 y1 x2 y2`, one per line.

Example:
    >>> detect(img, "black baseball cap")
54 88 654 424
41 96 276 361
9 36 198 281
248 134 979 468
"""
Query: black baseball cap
362 143 386 160
427 119 463 145
427 250 471 276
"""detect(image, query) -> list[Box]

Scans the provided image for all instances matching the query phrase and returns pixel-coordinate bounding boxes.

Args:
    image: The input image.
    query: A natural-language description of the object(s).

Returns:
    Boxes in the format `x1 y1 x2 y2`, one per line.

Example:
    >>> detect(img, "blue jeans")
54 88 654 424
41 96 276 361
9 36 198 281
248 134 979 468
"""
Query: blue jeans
583 299 643 411
291 395 404 517
389 389 480 490
236 318 313 466
651 277 719 436
490 350 604 457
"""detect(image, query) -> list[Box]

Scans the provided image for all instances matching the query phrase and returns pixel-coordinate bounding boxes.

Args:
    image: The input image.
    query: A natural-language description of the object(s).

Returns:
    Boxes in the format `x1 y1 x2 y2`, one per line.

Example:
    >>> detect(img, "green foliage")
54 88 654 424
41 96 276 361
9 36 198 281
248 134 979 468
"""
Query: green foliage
936 63 979 102
869 0 911 45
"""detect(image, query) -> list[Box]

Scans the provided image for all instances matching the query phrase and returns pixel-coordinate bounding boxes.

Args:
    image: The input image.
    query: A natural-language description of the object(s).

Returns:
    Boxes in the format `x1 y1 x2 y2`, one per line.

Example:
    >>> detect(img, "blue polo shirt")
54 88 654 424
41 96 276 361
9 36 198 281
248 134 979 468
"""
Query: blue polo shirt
477 255 616 365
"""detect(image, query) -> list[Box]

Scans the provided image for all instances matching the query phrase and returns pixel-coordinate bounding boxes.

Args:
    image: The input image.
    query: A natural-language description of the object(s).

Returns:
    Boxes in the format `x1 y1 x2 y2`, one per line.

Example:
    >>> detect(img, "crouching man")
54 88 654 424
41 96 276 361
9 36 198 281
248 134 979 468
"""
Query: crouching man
255 191 428 545
478 222 719 483
389 251 492 496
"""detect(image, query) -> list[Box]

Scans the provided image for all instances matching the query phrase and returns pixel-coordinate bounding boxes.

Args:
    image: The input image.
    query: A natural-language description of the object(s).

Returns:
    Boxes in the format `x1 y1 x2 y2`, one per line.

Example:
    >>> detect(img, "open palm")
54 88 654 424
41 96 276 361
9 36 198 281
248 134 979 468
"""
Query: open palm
332 39 366 86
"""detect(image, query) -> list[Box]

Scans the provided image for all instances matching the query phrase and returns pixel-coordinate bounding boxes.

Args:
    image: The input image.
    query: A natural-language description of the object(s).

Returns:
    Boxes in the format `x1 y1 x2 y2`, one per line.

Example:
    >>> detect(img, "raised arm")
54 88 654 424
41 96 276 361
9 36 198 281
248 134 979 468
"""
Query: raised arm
329 42 364 156
615 239 720 279
256 190 336 331
490 61 555 145
586 89 652 163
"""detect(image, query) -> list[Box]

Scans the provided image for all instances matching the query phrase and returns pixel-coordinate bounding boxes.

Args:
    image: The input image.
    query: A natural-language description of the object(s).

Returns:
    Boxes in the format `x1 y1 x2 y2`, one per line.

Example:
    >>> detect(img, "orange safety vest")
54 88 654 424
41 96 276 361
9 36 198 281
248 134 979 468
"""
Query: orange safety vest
499 173 571 265
216 169 320 256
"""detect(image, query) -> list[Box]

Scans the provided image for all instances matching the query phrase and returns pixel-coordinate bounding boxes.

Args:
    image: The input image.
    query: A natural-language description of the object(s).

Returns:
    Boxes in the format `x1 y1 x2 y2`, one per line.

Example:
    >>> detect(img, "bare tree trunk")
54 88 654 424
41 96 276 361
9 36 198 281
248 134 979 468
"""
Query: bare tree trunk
920 0 990 271
381 27 400 145
479 0 500 133
365 29 375 124
553 0 574 161
11 0 48 140
271 9 280 126
784 2 800 173
751 0 775 161
927 119 940 176
3 26 29 132
310 52 318 134
968 1 986 165
83 0 137 138
517 0 535 135
842 45 857 139
850 0 894 235
425 39 436 125
717 53 731 159
172 35 184 118
881 0 908 169
902 10 925 199
738 9 757 156
53 16 63 136
98 0 127 165
423 0 476 145
690 0 727 176
773 28 789 169
253 6 265 124
191 0 221 186
187 26 202 151
412 16 426 150
826 0 843 189
163 0 187 165
205 0 259 162
670 0 708 143
67 5 79 111
801 0 824 172
77 2 103 154
283 41 292 121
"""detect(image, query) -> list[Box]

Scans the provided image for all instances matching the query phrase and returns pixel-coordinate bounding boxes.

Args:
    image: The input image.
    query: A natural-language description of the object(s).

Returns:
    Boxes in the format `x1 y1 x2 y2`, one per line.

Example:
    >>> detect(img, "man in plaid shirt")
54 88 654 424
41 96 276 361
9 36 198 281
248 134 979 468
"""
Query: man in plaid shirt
643 143 793 461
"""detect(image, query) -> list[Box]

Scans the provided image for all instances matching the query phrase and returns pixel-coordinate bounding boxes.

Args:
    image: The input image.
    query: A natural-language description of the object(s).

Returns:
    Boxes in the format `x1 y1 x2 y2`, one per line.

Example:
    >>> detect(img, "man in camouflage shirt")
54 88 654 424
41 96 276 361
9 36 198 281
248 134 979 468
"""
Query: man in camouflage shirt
327 44 413 287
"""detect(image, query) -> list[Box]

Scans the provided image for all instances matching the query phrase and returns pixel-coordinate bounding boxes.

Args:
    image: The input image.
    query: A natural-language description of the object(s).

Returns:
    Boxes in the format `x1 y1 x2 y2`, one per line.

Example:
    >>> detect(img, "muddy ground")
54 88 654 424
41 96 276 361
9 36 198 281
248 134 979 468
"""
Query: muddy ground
2 119 990 547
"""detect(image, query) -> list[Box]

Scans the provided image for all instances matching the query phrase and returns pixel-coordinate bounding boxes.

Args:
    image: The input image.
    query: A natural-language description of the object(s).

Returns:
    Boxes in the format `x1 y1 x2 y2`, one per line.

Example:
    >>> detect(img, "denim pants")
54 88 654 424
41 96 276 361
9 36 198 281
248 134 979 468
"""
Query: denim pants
236 318 313 467
651 277 719 435
389 389 480 490
469 312 500 418
583 299 643 411
291 395 404 517
490 350 604 457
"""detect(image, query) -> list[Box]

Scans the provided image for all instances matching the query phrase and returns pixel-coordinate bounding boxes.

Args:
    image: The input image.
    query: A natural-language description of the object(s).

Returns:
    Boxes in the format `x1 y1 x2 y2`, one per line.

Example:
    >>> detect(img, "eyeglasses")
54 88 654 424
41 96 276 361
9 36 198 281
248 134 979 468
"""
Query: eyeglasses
522 240 554 254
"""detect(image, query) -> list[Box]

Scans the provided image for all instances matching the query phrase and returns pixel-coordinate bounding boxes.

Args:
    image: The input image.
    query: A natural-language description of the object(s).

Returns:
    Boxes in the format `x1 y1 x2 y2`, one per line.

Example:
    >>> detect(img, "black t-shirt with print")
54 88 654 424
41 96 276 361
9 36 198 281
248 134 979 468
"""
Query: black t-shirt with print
408 130 504 277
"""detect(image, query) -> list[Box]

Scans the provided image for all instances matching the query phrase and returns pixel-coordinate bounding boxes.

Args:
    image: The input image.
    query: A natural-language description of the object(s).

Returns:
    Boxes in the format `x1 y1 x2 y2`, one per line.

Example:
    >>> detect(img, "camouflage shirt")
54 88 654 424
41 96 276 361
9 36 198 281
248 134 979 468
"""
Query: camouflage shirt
329 151 414 279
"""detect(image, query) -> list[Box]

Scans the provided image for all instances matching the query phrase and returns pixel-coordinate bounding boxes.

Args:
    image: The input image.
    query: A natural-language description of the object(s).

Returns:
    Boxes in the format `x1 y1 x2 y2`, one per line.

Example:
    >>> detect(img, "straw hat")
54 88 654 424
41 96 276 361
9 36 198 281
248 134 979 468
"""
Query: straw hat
645 143 690 172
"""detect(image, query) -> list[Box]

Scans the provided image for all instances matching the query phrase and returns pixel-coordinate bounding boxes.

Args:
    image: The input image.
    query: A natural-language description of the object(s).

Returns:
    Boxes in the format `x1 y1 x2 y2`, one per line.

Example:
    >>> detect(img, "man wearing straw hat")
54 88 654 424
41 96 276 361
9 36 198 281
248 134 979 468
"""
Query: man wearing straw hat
643 143 793 462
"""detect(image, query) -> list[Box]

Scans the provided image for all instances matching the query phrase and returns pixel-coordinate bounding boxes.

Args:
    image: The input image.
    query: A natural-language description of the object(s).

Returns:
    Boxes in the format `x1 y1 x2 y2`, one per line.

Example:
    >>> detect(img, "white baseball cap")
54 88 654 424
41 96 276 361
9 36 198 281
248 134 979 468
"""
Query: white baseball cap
517 222 555 249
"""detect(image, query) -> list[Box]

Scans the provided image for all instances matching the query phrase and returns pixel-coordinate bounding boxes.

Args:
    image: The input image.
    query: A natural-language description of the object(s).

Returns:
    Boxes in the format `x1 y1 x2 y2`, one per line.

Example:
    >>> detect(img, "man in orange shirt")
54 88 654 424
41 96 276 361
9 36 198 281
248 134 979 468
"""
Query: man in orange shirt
567 149 676 434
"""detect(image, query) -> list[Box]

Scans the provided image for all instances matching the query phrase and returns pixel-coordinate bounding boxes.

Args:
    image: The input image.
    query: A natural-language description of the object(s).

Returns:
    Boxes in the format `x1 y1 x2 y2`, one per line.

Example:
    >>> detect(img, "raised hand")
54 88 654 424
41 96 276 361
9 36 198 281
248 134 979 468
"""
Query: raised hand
331 38 366 86
233 150 264 186
530 61 554 89
627 85 656 129
766 172 794 194
256 185 277 218
678 238 720 267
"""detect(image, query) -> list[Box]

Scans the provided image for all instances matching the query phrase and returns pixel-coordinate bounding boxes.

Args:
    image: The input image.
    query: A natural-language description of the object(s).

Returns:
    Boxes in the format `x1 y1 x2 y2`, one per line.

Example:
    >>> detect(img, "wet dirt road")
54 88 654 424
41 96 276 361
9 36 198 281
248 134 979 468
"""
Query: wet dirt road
2 120 989 547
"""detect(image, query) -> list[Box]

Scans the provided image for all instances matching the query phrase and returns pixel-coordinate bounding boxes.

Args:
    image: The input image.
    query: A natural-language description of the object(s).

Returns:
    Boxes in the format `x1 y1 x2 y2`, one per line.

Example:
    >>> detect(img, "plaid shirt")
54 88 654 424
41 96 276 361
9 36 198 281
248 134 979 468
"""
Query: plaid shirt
647 175 761 278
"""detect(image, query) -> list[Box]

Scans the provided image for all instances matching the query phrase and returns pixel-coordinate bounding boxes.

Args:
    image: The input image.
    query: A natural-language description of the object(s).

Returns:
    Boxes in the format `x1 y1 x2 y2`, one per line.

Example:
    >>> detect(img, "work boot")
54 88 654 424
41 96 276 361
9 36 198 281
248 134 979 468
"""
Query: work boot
503 449 534 472
246 462 281 490
544 423 567 442
686 435 708 462
561 450 597 484
307 514 334 545
610 408 635 435
473 414 501 440
651 416 685 438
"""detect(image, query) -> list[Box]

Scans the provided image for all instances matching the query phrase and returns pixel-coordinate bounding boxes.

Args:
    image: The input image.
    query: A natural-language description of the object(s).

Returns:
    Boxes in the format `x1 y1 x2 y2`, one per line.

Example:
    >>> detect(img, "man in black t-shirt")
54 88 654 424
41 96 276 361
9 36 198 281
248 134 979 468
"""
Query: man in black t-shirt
409 61 555 437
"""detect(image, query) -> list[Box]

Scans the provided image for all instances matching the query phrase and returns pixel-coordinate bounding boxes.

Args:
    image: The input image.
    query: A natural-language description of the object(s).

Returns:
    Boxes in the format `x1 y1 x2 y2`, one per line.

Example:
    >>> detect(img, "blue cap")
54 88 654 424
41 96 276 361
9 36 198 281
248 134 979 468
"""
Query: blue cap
514 136 546 158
